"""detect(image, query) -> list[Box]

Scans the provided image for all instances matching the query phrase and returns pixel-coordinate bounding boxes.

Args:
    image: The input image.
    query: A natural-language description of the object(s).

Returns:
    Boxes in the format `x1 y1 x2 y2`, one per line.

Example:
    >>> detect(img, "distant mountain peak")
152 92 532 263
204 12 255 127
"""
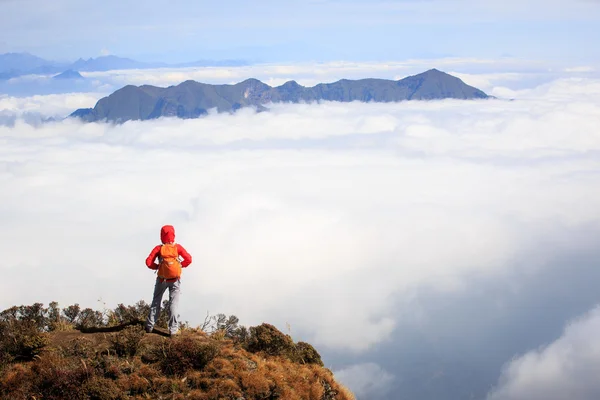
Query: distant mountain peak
239 78 266 85
53 69 84 80
414 68 450 78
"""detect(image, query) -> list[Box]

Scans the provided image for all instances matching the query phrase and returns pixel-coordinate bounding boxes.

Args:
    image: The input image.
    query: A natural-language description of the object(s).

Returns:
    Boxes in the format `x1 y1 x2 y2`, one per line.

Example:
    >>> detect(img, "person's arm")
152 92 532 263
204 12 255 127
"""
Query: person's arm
146 245 162 269
176 244 192 267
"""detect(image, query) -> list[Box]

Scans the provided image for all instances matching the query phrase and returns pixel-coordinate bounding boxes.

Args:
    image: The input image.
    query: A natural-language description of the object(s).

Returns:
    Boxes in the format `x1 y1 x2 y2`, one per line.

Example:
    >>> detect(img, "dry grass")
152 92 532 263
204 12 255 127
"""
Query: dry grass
0 326 354 400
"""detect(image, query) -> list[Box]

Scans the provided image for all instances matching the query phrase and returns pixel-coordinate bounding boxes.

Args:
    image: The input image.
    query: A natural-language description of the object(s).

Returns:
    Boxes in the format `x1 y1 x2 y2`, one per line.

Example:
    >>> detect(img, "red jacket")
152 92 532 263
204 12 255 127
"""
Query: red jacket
146 225 192 269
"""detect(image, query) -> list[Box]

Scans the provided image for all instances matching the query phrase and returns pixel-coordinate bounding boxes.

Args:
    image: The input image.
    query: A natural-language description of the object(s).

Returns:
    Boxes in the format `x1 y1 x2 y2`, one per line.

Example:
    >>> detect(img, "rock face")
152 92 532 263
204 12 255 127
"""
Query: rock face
71 69 490 123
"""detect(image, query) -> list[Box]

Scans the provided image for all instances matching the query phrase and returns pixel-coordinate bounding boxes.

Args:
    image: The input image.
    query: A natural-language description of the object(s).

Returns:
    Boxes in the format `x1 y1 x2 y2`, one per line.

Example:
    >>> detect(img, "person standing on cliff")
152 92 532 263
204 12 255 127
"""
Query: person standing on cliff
145 225 192 337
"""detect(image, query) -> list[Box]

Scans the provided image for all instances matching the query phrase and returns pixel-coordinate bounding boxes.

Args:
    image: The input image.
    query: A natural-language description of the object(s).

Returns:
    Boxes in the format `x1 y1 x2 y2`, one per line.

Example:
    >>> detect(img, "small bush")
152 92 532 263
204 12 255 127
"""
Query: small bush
91 355 126 380
0 363 31 396
15 329 49 360
107 301 149 326
81 376 123 400
29 354 90 400
200 313 242 337
116 372 150 395
158 337 219 376
229 325 249 344
62 304 81 324
244 324 324 366
0 304 53 363
62 337 95 358
293 342 324 366
0 320 49 362
110 325 145 357
76 308 105 330
246 323 295 358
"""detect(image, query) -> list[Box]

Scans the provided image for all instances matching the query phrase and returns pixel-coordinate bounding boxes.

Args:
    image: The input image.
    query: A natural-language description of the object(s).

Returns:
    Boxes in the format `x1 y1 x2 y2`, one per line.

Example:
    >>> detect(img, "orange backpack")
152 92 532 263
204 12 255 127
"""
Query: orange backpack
157 244 182 280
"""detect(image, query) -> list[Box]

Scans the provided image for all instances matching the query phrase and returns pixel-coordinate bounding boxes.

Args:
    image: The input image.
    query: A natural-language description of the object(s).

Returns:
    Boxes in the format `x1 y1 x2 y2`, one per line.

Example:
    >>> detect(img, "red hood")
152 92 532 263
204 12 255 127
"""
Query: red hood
160 225 175 244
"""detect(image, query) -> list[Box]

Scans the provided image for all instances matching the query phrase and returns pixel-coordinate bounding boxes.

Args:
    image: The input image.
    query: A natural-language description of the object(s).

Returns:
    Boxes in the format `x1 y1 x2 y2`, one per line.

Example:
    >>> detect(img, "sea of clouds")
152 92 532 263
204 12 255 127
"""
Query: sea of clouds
1 61 600 399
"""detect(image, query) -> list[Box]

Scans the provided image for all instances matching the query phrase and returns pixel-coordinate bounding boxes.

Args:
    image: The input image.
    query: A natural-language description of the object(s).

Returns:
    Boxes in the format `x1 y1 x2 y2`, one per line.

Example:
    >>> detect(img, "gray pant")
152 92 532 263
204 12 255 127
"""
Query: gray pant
146 278 181 334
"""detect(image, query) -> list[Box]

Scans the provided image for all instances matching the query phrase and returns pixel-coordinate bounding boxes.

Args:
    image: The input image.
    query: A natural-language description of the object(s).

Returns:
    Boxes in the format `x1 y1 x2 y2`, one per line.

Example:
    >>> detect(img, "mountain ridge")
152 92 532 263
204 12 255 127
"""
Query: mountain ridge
71 69 489 123
0 52 249 79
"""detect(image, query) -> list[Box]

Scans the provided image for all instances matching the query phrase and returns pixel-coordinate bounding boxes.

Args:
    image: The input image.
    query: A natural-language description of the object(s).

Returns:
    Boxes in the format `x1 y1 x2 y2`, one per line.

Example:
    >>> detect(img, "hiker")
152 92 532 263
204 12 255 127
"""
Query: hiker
145 225 192 336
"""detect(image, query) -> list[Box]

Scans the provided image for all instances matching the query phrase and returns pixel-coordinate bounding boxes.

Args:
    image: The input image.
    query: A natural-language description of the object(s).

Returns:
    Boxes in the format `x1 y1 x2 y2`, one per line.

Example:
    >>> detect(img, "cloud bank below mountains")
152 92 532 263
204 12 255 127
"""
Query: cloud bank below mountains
1 76 600 398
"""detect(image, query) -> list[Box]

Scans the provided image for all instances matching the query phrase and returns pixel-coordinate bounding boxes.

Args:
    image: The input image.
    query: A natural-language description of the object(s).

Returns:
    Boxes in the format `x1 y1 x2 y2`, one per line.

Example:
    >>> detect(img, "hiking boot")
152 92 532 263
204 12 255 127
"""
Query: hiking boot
145 327 153 334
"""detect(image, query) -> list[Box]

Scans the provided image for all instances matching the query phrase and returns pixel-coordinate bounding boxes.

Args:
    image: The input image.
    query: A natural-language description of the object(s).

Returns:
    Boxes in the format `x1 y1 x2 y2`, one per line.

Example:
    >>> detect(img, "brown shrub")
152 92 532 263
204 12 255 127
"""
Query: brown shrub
149 376 171 393
107 301 149 325
81 376 123 400
203 357 236 379
0 319 49 362
203 378 242 399
76 308 105 330
293 341 324 366
239 371 273 398
139 342 162 364
246 323 295 358
28 354 90 399
92 355 124 380
150 375 189 395
13 329 49 361
245 324 324 367
110 325 145 357
187 390 210 400
62 304 81 324
137 364 160 380
61 337 95 358
186 371 211 390
0 363 31 398
157 336 219 376
116 373 150 395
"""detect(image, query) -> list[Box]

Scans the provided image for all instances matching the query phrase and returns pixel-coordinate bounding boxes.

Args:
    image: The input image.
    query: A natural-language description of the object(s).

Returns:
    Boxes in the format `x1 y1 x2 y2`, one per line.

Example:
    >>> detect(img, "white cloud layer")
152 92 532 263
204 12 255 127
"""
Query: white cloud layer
487 306 600 400
1 77 600 357
81 58 540 87
0 92 100 116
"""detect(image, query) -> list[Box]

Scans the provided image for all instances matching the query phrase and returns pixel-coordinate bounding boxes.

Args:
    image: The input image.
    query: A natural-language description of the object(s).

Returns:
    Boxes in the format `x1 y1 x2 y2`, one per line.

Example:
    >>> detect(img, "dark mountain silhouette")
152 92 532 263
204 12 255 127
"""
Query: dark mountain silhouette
71 69 489 123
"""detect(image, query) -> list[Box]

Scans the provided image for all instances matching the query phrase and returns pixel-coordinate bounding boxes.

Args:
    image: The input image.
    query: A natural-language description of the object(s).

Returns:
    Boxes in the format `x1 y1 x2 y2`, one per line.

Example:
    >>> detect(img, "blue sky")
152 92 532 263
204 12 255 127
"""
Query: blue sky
1 0 599 63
